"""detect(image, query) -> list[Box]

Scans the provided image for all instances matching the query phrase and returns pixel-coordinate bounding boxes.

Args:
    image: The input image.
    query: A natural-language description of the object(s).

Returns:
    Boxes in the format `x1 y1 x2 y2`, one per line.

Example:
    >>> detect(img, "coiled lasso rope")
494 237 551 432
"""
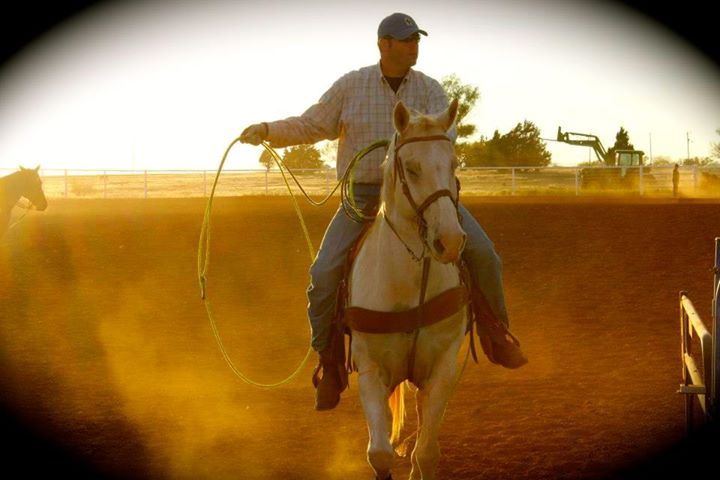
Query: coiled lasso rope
197 137 388 387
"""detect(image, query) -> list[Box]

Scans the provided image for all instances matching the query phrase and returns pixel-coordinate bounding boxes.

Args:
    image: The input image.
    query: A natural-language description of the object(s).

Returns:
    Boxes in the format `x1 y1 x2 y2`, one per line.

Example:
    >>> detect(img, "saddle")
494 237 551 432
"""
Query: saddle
325 220 527 380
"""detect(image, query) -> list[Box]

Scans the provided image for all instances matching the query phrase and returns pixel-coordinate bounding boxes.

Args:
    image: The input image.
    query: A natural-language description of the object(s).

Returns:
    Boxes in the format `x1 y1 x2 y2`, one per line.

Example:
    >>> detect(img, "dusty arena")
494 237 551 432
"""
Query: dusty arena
1 196 719 479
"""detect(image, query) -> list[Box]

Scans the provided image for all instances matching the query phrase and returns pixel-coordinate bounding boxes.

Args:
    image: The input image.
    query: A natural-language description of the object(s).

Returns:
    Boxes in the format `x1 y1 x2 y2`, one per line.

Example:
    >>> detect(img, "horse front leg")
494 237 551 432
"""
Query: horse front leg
358 366 394 480
409 352 458 480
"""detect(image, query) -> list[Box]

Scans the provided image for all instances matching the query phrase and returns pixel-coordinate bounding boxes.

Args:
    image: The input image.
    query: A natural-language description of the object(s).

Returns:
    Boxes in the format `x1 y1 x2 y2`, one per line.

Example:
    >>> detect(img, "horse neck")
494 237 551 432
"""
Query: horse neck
351 132 460 308
350 219 422 310
350 210 459 310
0 173 23 211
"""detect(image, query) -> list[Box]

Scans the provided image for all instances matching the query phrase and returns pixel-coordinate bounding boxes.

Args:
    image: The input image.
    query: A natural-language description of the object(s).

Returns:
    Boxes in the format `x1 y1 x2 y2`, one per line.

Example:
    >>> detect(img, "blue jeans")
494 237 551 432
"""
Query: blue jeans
306 184 509 352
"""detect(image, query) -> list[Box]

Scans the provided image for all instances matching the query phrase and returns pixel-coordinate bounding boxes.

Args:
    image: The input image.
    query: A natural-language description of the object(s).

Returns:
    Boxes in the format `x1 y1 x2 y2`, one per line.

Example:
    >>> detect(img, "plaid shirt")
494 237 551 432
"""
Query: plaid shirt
266 62 453 184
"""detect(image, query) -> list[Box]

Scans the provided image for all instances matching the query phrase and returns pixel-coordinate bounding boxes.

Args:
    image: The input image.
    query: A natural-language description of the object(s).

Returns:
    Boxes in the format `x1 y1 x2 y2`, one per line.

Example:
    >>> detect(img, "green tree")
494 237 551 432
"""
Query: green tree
440 74 480 139
682 156 717 166
500 121 552 167
258 149 276 171
456 135 489 167
460 122 551 168
605 127 635 166
319 139 338 167
282 144 324 169
455 139 479 167
651 155 673 166
712 128 720 160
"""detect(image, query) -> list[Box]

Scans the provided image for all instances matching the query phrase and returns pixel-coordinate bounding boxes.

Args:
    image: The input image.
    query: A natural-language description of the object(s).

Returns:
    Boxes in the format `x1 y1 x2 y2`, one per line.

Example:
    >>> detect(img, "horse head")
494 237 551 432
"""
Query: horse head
382 99 465 264
19 166 48 211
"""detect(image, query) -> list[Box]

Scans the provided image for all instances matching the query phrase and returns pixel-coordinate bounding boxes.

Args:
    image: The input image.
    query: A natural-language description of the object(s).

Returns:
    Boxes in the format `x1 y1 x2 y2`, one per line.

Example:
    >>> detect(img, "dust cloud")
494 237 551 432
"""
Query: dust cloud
2 196 720 478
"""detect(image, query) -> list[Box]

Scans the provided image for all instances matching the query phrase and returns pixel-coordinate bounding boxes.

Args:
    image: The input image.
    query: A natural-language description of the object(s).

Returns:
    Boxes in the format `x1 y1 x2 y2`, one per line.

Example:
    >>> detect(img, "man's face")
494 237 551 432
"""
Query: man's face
381 33 420 70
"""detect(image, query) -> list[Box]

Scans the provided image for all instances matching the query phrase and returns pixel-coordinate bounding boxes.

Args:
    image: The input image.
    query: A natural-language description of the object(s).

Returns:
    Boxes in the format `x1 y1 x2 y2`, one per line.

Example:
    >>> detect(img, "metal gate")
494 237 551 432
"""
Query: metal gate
679 237 720 432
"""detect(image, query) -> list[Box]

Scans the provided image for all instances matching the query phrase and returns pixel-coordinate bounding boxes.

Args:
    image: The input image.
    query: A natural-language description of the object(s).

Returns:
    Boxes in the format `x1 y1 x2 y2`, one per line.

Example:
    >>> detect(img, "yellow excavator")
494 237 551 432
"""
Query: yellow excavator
556 127 649 190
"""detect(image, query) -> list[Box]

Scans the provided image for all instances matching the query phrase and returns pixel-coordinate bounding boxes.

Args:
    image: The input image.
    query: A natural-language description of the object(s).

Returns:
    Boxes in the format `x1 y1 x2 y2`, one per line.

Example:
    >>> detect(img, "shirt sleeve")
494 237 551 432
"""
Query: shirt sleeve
264 75 345 147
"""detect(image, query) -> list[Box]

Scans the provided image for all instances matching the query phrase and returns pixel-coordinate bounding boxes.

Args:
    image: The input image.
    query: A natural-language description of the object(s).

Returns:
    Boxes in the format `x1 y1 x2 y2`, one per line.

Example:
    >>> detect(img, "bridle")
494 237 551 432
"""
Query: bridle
382 133 467 380
385 133 461 261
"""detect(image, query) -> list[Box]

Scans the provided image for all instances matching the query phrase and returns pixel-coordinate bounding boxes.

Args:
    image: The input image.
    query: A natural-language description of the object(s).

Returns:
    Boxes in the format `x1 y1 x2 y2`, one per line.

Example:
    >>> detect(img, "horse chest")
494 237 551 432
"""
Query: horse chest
349 252 423 310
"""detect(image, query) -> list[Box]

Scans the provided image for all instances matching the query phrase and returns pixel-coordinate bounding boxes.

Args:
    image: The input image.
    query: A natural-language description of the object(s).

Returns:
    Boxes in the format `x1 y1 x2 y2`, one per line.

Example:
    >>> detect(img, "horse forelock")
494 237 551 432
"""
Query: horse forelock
409 115 446 137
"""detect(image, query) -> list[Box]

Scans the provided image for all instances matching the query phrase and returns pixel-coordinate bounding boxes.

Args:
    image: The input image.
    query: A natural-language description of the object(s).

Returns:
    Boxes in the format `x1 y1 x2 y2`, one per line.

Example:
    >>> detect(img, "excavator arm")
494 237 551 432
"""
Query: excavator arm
556 127 607 163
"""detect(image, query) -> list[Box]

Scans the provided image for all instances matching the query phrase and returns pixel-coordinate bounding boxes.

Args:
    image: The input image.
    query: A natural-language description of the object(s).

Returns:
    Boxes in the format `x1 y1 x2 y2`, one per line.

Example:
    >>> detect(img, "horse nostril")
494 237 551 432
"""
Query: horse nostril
433 238 445 255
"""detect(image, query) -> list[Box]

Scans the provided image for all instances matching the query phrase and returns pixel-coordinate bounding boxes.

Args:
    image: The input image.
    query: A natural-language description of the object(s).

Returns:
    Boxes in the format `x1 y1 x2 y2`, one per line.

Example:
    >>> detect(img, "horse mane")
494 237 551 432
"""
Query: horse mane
380 135 397 209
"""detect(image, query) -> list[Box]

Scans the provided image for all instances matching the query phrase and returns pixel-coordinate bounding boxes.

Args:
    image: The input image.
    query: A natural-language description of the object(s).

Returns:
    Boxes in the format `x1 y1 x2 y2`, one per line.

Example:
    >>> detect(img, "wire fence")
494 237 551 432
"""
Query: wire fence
3 165 720 199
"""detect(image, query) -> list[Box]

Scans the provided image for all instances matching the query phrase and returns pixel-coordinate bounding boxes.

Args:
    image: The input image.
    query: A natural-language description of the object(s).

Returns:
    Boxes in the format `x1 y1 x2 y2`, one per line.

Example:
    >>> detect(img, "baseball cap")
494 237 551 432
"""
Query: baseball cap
377 13 428 40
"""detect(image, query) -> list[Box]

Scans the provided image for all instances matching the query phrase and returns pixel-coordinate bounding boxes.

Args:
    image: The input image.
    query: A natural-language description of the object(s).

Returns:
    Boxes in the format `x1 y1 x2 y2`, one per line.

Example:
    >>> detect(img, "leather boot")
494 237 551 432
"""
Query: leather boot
477 322 528 369
472 292 528 369
313 348 346 411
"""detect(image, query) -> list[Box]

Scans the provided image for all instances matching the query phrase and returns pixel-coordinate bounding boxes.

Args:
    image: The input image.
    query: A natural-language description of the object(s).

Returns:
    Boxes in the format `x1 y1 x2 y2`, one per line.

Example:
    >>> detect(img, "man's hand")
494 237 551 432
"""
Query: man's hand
240 123 268 145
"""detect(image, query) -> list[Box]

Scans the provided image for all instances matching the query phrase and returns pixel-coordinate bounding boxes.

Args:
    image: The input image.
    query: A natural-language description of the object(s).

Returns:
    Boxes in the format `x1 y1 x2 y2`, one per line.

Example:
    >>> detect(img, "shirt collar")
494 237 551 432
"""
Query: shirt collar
375 61 414 83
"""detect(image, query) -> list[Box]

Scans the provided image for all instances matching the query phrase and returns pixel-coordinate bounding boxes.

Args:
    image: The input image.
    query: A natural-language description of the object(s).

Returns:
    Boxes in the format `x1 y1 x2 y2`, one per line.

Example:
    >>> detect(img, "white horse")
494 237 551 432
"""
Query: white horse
347 99 466 480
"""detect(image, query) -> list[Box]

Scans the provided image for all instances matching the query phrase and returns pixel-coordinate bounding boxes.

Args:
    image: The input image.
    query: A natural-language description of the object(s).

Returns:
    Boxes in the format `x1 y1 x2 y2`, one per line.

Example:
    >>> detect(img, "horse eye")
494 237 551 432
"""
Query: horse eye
406 168 419 179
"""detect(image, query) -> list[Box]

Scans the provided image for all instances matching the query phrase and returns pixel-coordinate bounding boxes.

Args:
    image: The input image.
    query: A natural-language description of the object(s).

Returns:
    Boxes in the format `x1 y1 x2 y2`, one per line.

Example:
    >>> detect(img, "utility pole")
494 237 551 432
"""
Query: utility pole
686 132 691 162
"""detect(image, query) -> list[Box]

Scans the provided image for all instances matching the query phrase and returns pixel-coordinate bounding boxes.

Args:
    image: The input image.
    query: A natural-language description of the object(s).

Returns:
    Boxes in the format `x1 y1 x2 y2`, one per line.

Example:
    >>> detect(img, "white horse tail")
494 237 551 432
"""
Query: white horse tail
388 380 408 448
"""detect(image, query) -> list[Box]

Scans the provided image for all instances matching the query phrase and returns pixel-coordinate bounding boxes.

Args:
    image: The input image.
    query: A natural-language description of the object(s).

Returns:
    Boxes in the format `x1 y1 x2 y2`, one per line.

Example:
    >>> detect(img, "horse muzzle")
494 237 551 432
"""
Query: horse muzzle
431 230 466 264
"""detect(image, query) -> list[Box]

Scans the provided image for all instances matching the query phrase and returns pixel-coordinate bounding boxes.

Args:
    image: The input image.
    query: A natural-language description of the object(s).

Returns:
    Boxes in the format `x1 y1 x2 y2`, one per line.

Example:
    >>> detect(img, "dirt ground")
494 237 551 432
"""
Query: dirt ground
1 195 719 479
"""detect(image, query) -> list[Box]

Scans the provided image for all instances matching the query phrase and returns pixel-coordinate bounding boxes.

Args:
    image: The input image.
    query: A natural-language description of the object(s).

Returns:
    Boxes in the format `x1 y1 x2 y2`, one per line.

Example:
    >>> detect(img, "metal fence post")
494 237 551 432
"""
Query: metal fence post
575 169 580 196
680 291 693 430
511 168 516 195
639 166 644 196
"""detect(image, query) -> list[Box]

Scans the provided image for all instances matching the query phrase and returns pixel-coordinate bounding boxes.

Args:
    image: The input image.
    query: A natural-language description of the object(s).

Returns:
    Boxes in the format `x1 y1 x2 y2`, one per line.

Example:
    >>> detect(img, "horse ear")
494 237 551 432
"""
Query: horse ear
393 101 410 134
35 165 40 171
438 98 459 132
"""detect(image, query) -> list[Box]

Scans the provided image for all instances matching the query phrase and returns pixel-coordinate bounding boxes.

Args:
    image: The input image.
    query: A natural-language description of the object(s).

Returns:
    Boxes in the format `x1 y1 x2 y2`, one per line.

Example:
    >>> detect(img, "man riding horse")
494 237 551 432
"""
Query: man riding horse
240 12 526 411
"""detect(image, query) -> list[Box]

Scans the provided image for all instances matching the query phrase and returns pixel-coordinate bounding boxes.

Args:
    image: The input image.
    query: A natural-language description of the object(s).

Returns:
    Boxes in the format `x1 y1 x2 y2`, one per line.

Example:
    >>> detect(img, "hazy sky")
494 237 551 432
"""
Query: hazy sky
0 0 718 172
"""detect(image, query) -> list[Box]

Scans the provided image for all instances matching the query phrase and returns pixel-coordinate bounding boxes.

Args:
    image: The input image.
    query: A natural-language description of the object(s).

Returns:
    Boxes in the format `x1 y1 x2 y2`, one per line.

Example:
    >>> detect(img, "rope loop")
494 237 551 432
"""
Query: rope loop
197 137 388 387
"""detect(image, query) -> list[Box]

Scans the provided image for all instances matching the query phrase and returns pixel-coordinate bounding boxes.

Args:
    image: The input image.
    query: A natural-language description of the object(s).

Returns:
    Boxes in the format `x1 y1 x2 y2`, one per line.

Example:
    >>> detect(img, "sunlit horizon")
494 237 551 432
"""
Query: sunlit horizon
1 0 718 173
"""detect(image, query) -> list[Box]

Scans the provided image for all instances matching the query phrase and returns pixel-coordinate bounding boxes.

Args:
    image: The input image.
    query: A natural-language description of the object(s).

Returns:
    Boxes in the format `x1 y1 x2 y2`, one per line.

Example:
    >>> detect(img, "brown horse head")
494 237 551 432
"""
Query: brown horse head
18 166 48 211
